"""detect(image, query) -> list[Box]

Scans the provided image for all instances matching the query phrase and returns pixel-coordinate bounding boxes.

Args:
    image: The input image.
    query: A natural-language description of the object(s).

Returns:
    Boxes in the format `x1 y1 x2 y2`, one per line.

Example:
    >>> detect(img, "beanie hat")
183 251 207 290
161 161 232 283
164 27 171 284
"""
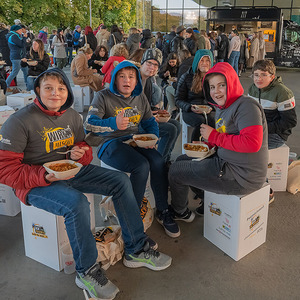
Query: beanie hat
141 48 162 66
75 25 81 30
11 25 22 31
176 25 186 34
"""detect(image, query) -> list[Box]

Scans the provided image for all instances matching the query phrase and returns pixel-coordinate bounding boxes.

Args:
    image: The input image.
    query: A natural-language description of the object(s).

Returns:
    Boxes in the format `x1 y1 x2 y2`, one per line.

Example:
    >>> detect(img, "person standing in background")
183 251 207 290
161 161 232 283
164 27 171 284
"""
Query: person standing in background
73 25 82 53
52 28 67 70
155 32 163 51
227 29 241 74
258 31 266 60
216 26 229 63
0 23 11 66
126 28 140 56
96 25 110 49
38 27 48 45
184 28 197 56
249 32 259 68
64 28 73 66
238 33 249 76
108 25 123 52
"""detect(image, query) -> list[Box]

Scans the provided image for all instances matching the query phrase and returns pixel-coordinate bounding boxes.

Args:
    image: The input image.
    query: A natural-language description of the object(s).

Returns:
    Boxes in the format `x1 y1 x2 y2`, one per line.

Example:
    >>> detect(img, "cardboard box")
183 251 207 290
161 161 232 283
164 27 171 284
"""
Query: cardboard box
6 93 35 110
0 183 21 216
72 86 84 113
267 144 289 191
21 193 95 271
204 184 269 261
0 105 15 125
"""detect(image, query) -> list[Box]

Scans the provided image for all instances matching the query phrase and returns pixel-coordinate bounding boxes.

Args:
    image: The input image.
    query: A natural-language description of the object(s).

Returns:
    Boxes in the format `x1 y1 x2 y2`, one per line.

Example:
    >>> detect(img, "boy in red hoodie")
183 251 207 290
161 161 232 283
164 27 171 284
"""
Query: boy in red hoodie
168 62 268 222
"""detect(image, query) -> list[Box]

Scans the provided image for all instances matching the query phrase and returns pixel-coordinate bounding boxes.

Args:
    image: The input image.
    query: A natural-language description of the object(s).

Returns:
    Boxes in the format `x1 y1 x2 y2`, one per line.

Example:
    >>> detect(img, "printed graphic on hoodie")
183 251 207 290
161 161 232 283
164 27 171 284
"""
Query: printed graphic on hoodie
38 126 74 153
215 118 226 133
116 106 141 127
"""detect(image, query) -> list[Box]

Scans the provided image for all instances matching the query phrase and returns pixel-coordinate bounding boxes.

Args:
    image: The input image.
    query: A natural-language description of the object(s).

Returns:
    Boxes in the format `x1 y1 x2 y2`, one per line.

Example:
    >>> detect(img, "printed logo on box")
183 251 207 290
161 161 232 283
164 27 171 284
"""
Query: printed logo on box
32 223 48 238
209 202 222 216
249 215 260 230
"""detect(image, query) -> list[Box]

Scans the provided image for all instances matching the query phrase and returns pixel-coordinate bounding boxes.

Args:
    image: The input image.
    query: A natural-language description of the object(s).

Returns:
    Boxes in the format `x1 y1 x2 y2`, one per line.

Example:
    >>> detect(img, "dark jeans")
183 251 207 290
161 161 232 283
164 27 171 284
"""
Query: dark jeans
268 133 285 150
157 119 181 162
27 164 146 273
182 110 215 141
169 154 250 214
65 47 73 64
100 139 169 212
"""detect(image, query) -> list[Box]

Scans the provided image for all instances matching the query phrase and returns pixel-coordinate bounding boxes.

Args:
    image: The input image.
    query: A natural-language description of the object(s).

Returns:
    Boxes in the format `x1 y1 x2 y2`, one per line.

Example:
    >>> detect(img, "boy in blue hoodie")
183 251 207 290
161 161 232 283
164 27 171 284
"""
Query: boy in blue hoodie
84 60 180 238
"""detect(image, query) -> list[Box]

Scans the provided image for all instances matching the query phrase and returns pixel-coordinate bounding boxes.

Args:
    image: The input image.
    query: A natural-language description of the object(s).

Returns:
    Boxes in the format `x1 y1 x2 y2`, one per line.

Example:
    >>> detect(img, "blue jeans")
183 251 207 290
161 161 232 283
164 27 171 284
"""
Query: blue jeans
158 119 181 162
100 139 169 212
65 47 73 64
27 76 37 91
6 59 28 88
27 164 146 273
268 133 285 149
228 51 240 74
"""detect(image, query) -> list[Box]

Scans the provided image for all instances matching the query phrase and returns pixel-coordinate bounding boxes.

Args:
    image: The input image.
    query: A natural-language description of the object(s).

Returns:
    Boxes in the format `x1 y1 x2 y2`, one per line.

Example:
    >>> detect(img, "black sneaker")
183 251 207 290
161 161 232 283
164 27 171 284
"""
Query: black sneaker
269 188 275 204
195 202 204 216
172 208 195 222
156 209 180 238
146 235 158 250
75 263 119 300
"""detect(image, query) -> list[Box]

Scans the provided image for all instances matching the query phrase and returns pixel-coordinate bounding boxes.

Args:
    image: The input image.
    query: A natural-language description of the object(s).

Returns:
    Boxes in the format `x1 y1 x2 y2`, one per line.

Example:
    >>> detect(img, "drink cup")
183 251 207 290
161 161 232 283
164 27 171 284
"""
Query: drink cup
62 245 76 274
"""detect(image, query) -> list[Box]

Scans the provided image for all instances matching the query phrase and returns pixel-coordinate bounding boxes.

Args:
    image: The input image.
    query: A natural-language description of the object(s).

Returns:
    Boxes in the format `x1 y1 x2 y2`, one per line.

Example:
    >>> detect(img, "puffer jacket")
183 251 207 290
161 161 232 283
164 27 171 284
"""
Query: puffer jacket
6 31 26 60
126 33 140 55
140 29 155 49
184 38 197 55
248 76 297 141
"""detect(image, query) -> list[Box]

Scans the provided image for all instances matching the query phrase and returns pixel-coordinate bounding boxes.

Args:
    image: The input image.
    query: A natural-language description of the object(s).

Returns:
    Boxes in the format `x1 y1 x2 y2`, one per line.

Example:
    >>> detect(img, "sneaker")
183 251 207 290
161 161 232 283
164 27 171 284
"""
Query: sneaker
195 202 204 216
269 188 275 204
123 242 172 271
172 207 195 222
156 209 180 238
146 235 158 250
75 263 119 300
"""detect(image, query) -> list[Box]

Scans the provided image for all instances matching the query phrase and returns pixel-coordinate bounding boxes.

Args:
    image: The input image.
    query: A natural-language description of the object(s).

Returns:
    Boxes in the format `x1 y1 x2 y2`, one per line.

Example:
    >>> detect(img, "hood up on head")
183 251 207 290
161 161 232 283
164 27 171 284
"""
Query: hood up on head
34 68 74 111
203 62 244 109
192 49 214 73
109 60 143 97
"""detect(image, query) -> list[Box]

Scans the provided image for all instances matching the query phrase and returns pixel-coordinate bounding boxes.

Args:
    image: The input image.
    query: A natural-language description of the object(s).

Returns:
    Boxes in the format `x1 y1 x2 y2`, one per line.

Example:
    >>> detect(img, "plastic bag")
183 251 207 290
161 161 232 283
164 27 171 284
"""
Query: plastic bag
94 225 124 270
287 160 300 195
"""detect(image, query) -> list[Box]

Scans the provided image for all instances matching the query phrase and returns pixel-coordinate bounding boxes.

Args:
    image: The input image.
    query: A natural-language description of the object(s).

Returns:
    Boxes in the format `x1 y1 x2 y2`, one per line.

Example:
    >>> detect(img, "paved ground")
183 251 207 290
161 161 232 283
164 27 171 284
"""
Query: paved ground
0 66 300 300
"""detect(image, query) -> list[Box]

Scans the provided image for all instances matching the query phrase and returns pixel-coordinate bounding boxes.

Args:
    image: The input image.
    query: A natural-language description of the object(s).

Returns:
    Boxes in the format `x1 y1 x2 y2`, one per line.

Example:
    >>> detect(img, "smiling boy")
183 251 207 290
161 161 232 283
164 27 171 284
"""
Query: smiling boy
248 59 297 149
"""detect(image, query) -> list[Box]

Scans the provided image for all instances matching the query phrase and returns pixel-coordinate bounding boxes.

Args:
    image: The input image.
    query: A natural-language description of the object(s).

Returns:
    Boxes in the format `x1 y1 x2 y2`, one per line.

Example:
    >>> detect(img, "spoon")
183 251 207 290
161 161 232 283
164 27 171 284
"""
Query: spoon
56 149 74 154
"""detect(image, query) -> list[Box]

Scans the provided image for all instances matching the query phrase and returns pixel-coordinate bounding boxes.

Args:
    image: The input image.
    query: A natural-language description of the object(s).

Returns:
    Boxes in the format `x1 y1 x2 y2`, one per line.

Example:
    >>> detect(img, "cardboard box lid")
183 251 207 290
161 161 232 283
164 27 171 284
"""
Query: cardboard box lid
0 105 15 112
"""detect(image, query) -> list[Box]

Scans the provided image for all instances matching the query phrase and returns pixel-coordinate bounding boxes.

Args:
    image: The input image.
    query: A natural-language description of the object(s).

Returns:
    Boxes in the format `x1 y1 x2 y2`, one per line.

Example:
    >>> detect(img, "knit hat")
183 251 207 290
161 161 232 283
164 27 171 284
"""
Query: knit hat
176 25 186 34
75 25 81 30
10 25 22 32
141 48 162 66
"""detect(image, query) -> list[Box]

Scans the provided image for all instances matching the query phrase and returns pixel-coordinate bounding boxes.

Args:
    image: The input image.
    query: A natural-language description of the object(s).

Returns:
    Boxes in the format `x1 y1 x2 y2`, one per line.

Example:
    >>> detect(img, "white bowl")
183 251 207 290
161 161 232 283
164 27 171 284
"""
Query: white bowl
27 60 37 66
43 160 82 179
133 134 158 148
194 105 212 114
183 143 210 158
157 112 170 123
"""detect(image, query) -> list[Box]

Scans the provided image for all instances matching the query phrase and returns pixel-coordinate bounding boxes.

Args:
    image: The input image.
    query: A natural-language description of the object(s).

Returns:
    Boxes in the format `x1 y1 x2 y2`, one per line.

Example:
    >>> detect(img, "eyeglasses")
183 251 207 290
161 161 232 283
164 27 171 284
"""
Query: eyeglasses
145 61 159 68
251 73 273 79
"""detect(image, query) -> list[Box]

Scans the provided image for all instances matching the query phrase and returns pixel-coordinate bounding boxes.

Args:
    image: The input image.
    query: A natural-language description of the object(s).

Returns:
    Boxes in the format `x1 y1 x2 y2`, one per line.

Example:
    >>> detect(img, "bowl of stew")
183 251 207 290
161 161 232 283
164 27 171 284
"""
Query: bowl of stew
133 134 158 148
183 143 210 158
43 160 82 179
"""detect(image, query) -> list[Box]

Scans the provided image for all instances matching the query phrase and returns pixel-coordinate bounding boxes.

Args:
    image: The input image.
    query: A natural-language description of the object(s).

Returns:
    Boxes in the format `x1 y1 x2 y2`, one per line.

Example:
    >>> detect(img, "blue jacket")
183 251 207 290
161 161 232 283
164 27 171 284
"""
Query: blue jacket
6 31 26 60
73 30 81 46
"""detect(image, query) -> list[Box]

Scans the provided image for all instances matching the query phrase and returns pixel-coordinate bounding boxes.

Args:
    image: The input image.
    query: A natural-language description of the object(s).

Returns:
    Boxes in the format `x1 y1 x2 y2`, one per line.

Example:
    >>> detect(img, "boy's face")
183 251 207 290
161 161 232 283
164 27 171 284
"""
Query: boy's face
115 68 137 98
208 74 227 107
36 77 68 112
198 56 211 73
252 70 275 89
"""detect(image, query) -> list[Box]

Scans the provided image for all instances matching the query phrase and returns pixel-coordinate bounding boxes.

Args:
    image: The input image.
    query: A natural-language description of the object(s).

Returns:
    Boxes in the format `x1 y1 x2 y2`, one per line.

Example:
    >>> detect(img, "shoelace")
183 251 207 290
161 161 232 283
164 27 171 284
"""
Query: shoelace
162 209 175 224
90 268 108 286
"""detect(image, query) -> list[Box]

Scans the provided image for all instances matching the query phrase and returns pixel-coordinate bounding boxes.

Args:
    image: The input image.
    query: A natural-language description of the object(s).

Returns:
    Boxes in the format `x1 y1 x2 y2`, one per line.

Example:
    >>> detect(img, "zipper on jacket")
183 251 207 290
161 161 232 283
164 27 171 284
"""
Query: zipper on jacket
258 89 261 104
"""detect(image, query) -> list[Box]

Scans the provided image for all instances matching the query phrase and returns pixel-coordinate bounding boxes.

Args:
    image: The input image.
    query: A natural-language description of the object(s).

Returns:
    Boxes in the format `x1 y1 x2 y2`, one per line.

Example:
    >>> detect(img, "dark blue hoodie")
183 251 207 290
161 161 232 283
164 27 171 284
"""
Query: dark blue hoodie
6 30 26 60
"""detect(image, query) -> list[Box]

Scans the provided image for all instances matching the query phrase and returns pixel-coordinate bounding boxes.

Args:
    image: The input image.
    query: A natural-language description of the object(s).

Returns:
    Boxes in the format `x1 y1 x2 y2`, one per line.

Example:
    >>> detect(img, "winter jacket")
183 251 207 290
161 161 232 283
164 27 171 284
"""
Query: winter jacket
140 29 155 49
155 38 163 51
52 35 67 58
37 30 48 44
248 76 297 141
202 62 268 191
0 68 93 204
159 63 178 87
6 30 26 60
0 28 11 65
162 31 176 60
126 33 140 55
72 30 82 47
65 32 73 48
108 32 123 51
170 35 186 54
217 33 229 60
184 38 197 56
175 49 214 112
20 51 50 76
84 60 158 157
96 30 110 48
88 53 107 74
101 55 126 85
84 33 97 52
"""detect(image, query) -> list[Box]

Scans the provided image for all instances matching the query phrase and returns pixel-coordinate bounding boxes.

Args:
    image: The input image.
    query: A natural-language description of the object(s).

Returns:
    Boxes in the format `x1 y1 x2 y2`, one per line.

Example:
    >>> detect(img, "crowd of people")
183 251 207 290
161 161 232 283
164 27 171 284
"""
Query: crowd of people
0 20 297 300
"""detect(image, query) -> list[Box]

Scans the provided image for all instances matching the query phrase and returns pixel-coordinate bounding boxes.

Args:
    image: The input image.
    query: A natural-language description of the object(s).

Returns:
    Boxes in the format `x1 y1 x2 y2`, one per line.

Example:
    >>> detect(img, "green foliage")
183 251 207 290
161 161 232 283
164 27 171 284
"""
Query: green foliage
0 0 137 33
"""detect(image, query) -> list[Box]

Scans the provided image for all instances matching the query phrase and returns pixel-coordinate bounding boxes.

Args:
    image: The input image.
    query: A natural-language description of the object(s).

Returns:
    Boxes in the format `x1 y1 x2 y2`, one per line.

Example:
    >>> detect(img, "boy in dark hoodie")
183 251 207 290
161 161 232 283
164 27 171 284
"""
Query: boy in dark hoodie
169 62 268 222
0 68 171 300
84 60 180 239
